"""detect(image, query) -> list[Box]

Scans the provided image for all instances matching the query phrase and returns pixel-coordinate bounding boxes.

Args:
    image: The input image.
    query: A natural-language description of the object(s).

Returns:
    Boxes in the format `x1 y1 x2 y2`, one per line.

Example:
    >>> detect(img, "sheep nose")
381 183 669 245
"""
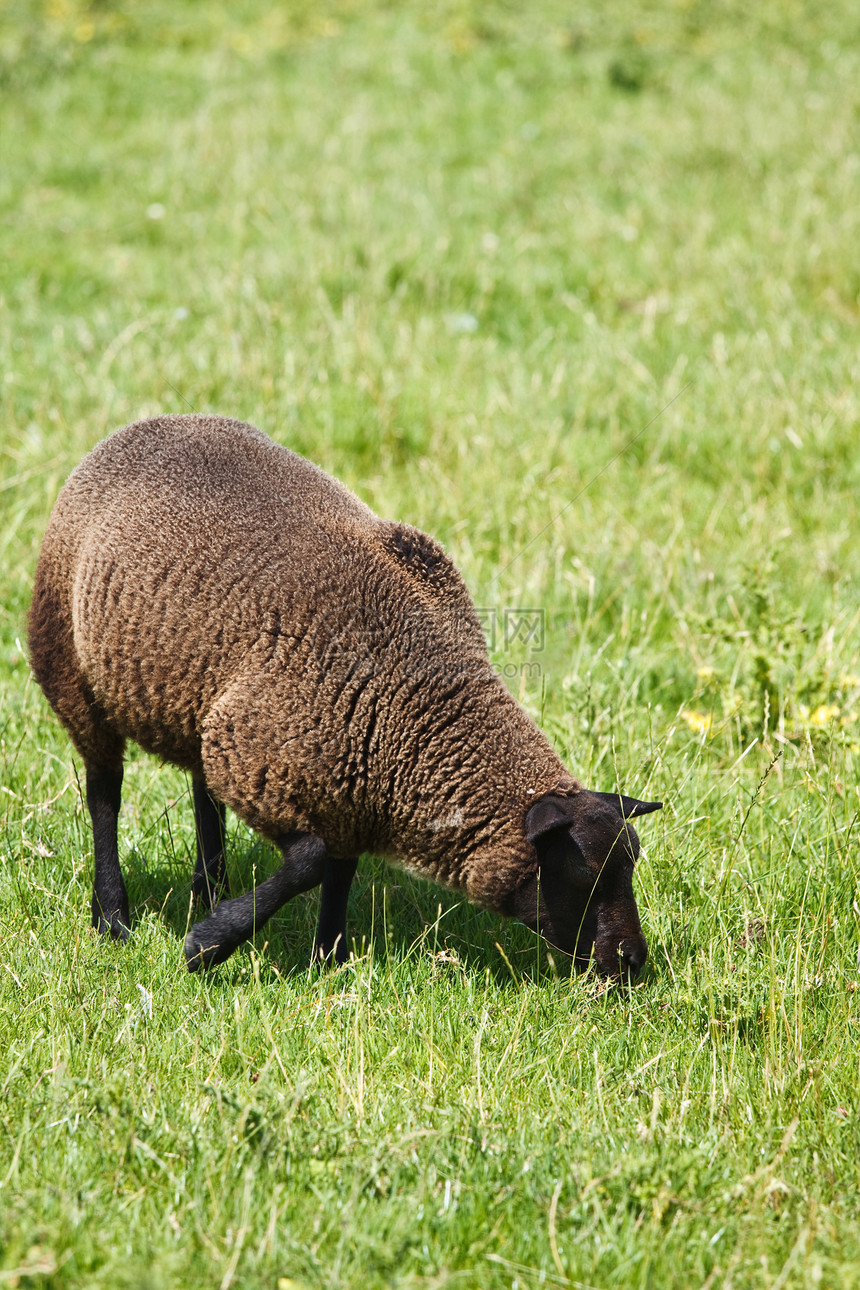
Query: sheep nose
618 939 647 976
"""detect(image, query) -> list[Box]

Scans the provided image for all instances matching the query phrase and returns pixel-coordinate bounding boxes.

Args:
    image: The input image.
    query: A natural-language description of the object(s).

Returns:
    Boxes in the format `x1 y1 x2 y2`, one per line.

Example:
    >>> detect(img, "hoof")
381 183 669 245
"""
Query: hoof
184 927 234 972
191 872 229 913
190 884 219 915
93 913 130 943
313 935 349 966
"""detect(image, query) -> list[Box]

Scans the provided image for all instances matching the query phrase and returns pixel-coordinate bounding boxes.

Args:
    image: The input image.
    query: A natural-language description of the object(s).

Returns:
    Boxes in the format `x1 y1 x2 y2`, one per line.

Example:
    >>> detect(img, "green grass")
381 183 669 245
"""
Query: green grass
2 1 860 1285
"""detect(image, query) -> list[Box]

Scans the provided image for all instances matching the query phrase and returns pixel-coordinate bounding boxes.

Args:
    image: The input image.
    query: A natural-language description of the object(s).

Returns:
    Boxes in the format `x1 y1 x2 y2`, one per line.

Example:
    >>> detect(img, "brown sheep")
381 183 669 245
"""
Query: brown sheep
28 414 661 976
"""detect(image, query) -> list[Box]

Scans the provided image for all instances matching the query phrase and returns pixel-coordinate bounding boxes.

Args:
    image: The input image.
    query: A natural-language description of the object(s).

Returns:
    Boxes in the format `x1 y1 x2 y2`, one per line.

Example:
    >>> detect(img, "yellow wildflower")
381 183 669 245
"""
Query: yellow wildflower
808 704 841 727
681 710 713 735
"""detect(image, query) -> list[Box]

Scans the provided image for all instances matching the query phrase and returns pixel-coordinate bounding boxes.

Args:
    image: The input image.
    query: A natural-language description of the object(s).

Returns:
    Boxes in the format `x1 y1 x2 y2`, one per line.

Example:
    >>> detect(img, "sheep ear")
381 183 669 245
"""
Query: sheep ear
596 792 663 820
526 795 574 841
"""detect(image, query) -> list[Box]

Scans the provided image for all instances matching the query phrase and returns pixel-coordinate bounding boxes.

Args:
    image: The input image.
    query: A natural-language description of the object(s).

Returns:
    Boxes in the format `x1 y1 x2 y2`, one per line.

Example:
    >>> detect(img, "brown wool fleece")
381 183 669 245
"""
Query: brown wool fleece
29 415 579 911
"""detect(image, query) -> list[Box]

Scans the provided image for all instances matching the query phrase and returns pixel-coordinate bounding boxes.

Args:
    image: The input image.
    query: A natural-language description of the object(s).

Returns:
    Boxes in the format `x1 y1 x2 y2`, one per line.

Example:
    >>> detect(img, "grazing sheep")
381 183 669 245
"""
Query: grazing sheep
28 414 661 977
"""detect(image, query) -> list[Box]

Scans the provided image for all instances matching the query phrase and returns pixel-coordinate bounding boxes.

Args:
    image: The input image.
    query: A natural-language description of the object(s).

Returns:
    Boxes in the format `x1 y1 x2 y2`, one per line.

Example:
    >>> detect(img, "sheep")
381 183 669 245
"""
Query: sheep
28 414 661 978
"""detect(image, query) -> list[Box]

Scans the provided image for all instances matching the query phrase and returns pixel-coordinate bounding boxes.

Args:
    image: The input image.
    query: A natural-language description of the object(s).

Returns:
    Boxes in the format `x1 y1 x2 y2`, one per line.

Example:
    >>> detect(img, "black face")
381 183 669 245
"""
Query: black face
511 790 662 979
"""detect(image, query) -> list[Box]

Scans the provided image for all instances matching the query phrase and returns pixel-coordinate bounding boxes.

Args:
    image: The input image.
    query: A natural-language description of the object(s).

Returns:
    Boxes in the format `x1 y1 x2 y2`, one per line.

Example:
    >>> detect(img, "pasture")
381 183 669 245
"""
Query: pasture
1 1 859 1285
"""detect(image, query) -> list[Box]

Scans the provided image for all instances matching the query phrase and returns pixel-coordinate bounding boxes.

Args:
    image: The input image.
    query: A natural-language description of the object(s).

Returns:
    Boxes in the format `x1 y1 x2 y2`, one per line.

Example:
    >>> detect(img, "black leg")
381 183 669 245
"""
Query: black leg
191 778 228 910
86 764 130 941
184 833 328 972
314 857 358 963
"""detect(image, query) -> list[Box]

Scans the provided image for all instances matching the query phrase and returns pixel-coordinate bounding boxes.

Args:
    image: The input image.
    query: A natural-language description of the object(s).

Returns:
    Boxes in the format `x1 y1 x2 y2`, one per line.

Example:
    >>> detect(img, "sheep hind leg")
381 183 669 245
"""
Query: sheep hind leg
314 857 358 964
184 832 328 972
191 779 228 911
86 764 130 941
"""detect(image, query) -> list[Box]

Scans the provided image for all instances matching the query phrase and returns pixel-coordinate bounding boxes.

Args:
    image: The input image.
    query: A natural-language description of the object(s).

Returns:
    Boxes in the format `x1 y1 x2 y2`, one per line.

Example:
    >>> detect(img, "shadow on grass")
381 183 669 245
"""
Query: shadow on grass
123 833 586 989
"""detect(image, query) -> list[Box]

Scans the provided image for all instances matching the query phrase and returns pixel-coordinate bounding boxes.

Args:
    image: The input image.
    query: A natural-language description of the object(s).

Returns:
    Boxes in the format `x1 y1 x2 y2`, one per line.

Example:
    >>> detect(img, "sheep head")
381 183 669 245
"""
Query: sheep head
512 790 662 979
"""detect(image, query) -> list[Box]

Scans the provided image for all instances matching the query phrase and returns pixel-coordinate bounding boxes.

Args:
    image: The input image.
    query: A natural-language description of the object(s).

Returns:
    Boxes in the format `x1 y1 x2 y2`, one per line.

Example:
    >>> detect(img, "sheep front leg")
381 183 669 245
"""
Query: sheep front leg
86 764 130 941
191 778 228 910
184 832 328 971
314 857 358 963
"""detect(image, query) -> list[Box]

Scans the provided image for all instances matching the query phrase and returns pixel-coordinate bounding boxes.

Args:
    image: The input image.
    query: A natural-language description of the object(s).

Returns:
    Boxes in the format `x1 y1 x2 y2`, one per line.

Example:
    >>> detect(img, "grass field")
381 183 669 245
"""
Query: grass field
2 1 860 1286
